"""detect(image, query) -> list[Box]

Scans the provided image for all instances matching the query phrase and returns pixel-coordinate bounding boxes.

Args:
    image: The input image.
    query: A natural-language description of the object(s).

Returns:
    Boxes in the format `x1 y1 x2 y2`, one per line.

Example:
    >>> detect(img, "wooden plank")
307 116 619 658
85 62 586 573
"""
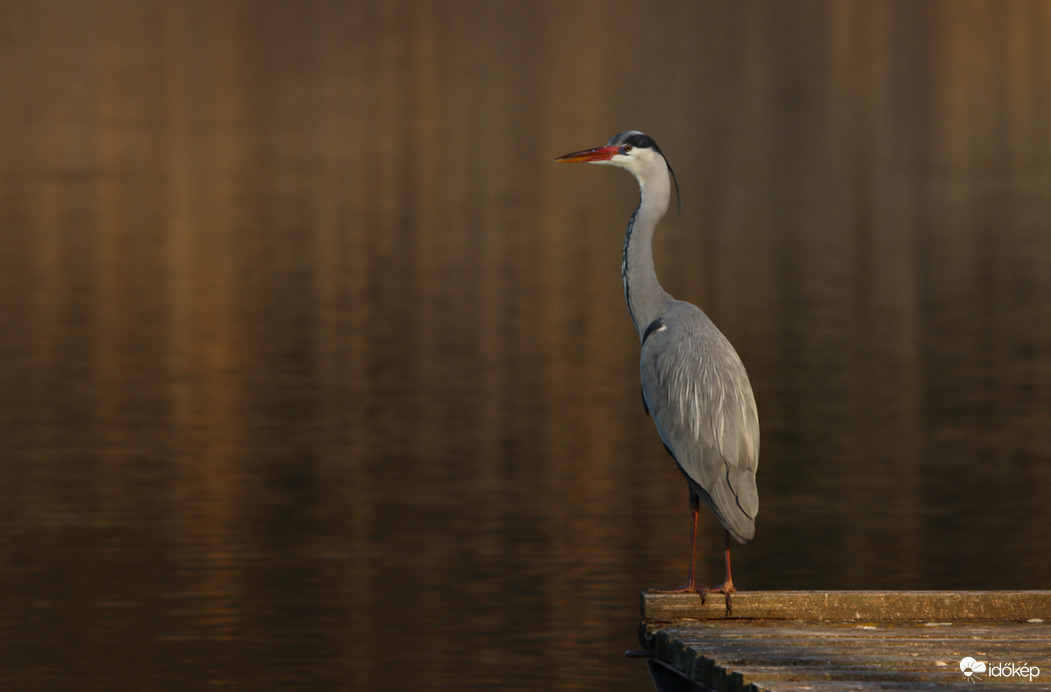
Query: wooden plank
643 590 1051 622
644 621 1051 691
640 592 1051 691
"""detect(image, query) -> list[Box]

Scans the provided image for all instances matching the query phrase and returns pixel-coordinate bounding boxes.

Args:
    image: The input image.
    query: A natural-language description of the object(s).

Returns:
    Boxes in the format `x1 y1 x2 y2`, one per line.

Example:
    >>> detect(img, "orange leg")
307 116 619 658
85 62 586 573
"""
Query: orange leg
722 529 736 593
649 495 737 616
716 529 736 615
651 494 701 593
686 494 700 590
697 529 736 615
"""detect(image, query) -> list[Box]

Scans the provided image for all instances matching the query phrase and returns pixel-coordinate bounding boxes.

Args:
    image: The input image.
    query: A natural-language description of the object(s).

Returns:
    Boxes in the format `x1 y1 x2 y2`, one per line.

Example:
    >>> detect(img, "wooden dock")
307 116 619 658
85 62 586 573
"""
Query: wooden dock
638 591 1051 691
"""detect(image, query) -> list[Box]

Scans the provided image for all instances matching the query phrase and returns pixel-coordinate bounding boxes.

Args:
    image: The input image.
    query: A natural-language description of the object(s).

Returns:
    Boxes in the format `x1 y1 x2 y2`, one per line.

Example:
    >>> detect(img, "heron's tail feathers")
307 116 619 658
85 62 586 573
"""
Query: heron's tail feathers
697 464 757 544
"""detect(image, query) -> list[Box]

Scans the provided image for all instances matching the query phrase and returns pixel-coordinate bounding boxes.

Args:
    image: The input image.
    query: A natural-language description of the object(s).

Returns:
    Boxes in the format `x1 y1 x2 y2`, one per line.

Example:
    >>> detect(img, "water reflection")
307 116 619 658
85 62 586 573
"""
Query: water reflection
0 1 1049 690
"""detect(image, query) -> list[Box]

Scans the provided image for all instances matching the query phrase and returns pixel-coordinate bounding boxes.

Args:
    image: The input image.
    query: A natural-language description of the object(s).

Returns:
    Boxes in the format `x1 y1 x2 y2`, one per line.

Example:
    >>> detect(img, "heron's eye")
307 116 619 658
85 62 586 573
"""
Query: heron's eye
623 145 633 153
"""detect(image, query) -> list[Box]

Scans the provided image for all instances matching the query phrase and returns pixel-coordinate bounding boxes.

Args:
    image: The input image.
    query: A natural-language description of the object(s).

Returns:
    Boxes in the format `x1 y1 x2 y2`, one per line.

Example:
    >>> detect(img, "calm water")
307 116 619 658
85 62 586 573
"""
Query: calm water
1 1 1050 690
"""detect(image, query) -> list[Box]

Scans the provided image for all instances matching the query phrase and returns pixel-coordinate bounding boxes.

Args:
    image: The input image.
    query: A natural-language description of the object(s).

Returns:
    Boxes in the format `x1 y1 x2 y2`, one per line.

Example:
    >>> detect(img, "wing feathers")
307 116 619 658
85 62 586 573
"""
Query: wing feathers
640 302 759 542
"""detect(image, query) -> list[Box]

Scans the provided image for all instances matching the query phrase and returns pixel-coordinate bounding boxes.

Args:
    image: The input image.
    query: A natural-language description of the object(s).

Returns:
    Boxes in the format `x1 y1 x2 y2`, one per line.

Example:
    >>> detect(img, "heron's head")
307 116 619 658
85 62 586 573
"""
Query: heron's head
556 130 681 213
556 130 663 170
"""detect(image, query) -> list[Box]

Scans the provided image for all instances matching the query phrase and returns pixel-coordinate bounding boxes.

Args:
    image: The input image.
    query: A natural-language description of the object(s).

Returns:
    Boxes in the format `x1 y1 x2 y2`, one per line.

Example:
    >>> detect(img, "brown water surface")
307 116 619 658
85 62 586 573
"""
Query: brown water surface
1 1 1049 689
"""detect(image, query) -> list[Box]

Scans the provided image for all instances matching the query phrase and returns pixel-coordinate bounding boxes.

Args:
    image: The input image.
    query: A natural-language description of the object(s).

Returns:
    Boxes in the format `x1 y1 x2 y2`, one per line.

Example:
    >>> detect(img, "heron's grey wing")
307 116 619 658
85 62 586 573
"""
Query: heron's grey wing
640 306 759 542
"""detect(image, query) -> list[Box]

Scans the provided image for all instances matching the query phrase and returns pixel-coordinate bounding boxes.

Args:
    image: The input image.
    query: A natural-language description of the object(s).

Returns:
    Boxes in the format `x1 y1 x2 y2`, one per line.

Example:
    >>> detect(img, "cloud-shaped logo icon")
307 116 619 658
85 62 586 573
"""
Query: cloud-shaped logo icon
960 657 987 679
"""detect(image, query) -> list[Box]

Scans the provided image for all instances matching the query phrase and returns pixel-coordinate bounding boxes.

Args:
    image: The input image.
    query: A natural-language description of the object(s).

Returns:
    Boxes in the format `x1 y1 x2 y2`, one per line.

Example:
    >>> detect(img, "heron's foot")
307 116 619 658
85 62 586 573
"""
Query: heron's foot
647 582 735 616
647 585 702 595
697 581 735 616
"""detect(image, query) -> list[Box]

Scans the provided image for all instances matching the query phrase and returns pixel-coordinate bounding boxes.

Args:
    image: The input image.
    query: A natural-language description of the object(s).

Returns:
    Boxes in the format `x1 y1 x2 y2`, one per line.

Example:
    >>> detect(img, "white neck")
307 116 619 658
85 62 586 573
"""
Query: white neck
622 161 673 340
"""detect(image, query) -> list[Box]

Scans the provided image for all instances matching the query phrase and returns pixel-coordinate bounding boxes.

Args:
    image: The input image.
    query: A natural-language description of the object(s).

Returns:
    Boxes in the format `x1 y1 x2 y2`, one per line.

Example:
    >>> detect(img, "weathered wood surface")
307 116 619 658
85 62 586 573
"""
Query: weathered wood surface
643 590 1051 623
640 591 1051 691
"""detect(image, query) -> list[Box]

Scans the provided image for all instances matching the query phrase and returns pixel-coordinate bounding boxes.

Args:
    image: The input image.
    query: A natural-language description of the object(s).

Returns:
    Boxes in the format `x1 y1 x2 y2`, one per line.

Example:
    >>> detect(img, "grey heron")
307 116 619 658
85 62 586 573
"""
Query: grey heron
557 131 759 610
